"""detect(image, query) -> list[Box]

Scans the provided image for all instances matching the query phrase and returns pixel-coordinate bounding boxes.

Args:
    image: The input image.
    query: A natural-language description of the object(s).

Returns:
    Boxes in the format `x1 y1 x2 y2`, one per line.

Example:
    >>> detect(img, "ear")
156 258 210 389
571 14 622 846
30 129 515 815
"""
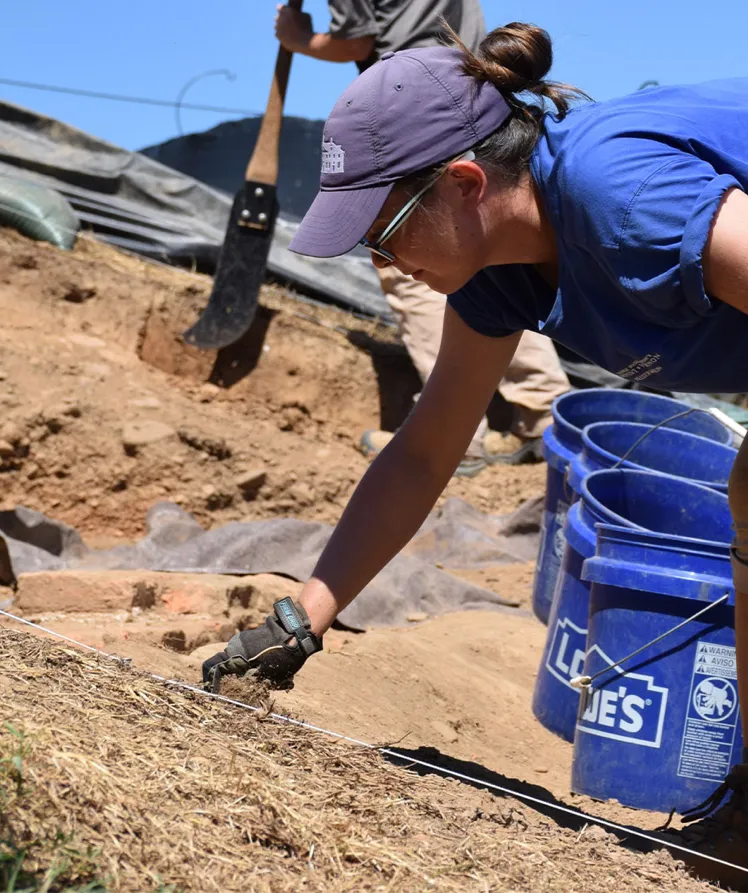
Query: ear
444 160 487 206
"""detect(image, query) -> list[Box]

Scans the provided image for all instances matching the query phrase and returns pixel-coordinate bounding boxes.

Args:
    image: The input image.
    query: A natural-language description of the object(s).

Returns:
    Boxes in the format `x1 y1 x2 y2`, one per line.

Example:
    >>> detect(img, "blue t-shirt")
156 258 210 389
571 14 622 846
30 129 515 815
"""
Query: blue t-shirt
448 79 748 393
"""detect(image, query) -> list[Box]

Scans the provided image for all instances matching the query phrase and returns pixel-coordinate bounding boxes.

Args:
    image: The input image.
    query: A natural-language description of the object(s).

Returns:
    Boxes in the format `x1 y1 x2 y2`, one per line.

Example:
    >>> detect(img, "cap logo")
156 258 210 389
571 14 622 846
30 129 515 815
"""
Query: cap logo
321 138 345 174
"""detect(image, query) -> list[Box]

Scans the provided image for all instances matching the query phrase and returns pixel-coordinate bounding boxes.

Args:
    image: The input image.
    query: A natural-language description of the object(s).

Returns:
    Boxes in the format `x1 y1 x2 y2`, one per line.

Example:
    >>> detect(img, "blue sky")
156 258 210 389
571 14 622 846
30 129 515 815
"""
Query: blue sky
2 1 747 151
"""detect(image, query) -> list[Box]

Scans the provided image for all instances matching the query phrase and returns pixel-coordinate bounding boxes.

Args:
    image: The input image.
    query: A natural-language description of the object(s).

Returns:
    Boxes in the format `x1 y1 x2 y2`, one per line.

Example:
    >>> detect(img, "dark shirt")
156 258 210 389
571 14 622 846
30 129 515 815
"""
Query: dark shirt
327 0 485 71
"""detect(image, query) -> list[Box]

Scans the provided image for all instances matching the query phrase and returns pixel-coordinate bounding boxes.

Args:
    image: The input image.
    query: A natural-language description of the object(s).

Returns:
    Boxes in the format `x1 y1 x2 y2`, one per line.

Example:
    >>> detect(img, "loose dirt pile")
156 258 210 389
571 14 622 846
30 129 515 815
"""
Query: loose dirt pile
0 629 708 893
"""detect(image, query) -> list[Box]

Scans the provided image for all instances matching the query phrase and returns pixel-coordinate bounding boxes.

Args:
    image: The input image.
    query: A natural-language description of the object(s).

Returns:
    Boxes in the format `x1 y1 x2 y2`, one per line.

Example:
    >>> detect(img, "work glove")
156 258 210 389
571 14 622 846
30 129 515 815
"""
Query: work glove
201 597 323 694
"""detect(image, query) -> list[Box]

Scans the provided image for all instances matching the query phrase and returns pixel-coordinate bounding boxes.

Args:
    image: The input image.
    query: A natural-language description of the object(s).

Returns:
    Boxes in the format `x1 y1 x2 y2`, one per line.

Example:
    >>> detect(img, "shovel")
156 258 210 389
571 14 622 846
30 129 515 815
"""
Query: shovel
183 0 303 350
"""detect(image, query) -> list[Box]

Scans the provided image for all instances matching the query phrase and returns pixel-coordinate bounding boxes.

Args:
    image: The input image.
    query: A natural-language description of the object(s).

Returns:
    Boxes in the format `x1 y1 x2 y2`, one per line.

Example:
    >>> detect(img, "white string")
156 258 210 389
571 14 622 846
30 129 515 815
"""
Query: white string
1 608 746 876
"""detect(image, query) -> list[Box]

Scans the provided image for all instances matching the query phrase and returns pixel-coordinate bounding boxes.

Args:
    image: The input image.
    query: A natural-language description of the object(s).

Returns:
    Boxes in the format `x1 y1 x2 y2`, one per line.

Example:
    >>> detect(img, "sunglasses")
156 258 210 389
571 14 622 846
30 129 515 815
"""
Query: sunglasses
360 149 476 262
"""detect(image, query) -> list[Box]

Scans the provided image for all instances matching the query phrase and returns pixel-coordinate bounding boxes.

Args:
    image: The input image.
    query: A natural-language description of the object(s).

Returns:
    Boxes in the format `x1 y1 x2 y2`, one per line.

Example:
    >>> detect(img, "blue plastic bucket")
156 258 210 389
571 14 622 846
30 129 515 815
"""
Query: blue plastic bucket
566 422 737 498
532 466 733 742
532 390 731 624
570 472 741 813
532 500 597 741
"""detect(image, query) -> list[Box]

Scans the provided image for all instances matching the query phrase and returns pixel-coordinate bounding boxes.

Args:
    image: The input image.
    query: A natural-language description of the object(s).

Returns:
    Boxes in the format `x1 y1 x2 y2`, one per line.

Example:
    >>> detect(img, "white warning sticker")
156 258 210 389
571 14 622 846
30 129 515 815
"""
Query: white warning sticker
552 499 569 561
677 642 739 783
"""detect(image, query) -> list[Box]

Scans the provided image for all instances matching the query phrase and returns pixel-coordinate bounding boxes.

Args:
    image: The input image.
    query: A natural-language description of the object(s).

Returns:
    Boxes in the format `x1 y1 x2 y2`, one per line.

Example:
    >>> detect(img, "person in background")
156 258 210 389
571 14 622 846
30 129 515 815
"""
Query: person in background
275 1 570 474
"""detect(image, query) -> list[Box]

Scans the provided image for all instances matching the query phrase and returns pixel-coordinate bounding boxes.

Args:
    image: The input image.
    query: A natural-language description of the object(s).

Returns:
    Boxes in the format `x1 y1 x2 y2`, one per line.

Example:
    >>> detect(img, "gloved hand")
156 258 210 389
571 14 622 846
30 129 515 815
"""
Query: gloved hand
202 598 323 693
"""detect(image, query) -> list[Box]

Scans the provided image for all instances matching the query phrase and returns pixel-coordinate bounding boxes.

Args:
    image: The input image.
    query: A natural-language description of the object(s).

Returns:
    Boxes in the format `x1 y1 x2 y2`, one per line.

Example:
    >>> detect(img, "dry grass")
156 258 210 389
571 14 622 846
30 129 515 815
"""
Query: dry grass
0 628 712 893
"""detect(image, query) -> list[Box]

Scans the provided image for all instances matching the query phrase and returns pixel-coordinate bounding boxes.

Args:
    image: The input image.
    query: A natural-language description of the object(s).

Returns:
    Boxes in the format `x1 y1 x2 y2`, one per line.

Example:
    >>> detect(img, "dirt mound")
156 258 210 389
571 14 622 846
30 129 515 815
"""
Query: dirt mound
3 567 684 836
0 227 545 541
1 629 709 893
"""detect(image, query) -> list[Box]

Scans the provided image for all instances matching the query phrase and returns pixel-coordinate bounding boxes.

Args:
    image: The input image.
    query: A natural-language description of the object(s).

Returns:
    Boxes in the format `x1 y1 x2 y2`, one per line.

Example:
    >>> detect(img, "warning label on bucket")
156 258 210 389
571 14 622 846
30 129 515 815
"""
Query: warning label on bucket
677 643 739 784
552 500 569 560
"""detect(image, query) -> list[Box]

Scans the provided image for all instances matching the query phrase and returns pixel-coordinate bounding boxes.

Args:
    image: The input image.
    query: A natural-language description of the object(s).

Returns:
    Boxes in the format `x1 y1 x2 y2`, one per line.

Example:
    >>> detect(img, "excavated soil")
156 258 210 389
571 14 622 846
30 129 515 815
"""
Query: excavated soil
0 228 545 539
0 227 728 891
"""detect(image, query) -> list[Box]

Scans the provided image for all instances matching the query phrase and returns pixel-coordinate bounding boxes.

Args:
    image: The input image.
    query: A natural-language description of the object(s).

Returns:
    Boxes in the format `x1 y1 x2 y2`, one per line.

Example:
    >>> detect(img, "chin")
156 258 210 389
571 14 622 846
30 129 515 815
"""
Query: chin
418 270 472 295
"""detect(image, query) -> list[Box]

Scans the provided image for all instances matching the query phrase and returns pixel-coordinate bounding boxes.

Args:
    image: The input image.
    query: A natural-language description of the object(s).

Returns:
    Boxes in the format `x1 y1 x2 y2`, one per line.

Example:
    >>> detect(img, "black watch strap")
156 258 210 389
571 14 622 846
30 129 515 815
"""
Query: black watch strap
274 598 323 658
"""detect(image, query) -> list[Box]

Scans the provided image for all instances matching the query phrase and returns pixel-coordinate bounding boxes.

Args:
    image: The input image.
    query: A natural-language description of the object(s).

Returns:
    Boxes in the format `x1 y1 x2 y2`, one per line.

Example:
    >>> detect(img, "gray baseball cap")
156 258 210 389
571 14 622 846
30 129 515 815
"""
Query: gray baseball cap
289 46 511 258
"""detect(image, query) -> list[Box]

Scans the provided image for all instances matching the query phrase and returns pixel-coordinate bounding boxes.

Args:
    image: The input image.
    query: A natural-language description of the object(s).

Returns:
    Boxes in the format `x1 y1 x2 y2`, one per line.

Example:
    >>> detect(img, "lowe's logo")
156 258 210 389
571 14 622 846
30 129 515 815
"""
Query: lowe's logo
546 616 587 689
576 645 669 749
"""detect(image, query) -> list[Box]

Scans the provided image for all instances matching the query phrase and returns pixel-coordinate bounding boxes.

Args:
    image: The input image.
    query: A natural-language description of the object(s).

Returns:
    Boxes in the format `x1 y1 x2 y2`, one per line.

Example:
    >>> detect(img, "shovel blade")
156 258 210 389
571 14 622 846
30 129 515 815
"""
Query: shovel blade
183 183 279 350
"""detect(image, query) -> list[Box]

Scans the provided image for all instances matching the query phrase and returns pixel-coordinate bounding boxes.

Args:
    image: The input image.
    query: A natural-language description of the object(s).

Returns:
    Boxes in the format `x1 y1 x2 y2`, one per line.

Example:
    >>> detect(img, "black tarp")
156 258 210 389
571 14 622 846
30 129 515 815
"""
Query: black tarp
0 100 390 320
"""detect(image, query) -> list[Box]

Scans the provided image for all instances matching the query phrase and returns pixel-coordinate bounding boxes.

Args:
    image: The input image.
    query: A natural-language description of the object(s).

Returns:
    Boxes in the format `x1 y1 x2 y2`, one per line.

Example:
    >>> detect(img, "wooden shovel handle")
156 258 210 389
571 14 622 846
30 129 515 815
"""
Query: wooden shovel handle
245 0 304 184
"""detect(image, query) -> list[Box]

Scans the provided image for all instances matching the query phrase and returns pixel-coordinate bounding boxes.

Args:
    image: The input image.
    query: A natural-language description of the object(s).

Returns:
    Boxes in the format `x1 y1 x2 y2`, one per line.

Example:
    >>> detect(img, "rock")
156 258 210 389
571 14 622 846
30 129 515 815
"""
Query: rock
198 383 221 403
288 481 314 506
178 428 231 459
205 489 234 511
62 283 97 303
14 253 37 270
59 399 82 418
82 363 111 379
187 630 216 652
121 420 176 454
0 370 7 381
162 630 187 652
406 612 429 623
15 571 244 615
0 585 13 609
277 403 311 433
0 440 14 458
0 421 26 445
128 396 162 410
190 641 229 664
430 720 459 744
226 574 302 612
65 333 107 349
235 468 267 498
217 621 238 641
16 570 146 613
580 824 614 843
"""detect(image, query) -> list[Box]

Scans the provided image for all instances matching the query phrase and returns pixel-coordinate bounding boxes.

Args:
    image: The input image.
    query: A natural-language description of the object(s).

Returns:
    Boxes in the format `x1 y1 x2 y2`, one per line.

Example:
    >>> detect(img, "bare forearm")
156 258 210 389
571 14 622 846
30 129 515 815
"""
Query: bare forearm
290 32 374 63
299 442 450 633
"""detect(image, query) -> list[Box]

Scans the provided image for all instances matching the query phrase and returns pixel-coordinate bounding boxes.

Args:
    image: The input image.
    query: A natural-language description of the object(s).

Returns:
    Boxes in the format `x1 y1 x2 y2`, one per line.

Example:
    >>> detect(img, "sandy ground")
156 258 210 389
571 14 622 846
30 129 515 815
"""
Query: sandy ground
0 227 725 891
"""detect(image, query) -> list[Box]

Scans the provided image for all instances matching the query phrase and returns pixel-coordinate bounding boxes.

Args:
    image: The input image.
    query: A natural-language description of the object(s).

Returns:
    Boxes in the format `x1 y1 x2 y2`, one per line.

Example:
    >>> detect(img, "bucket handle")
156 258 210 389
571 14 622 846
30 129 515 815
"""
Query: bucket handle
609 407 744 472
570 592 730 690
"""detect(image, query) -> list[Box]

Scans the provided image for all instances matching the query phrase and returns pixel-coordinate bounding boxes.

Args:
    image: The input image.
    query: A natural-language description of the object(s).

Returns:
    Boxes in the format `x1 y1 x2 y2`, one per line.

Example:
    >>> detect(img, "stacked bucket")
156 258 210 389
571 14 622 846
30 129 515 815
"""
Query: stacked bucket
530 388 743 813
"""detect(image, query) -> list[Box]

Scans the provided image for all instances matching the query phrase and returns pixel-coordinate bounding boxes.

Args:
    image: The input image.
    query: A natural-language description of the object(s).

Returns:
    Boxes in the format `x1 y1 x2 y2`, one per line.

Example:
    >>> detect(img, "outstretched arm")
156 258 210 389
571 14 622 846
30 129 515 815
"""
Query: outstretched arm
275 5 375 63
202 311 520 691
299 308 521 634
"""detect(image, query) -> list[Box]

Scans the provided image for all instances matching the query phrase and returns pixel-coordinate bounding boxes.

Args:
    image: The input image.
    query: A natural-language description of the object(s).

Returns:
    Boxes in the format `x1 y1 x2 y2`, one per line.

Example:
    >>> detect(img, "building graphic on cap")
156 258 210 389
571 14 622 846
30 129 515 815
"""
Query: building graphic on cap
321 139 345 174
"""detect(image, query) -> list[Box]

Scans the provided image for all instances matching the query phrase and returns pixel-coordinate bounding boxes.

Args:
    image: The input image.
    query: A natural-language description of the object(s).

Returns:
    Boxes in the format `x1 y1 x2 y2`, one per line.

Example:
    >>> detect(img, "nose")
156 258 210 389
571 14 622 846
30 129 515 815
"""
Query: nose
370 251 392 269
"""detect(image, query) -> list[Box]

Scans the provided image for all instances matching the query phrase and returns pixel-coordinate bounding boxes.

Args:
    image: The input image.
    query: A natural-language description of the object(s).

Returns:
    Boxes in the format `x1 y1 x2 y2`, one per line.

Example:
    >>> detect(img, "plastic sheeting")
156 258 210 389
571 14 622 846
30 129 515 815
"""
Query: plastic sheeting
0 498 541 630
0 100 390 320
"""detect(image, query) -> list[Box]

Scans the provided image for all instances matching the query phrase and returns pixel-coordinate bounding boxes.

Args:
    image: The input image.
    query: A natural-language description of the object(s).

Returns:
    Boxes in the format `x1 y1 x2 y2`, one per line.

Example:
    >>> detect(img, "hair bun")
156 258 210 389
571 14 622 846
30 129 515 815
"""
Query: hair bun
453 21 588 118
477 22 552 91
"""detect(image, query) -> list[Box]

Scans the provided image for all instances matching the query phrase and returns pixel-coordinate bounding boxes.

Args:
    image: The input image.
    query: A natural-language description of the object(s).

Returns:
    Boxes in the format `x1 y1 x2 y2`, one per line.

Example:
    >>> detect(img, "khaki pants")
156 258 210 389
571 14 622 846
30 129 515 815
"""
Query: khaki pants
379 267 570 456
